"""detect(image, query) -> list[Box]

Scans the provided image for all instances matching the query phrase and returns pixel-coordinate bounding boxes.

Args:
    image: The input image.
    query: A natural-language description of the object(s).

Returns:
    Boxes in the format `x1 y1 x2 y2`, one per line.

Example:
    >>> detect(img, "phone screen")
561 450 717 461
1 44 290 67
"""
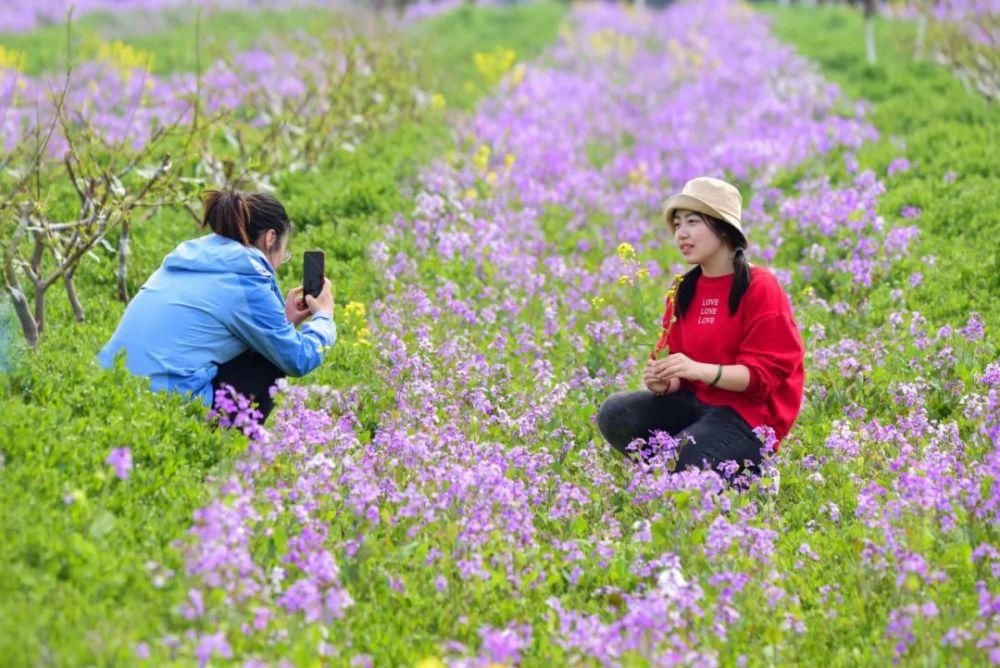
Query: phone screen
303 251 325 299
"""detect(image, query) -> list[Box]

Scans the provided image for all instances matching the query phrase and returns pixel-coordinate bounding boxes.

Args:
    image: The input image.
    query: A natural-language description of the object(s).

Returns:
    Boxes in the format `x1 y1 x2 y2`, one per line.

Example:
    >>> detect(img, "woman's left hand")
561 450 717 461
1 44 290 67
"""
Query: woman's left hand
285 287 311 326
656 353 713 384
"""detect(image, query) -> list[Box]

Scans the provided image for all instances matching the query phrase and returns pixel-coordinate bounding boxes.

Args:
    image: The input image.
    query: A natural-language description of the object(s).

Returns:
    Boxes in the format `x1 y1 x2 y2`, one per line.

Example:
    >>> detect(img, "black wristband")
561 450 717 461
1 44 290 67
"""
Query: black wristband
709 364 723 387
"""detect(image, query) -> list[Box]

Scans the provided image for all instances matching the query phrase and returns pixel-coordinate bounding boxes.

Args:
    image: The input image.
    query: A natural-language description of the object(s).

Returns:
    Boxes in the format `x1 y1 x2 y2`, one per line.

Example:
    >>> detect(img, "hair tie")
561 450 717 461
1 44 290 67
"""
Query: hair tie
734 247 745 259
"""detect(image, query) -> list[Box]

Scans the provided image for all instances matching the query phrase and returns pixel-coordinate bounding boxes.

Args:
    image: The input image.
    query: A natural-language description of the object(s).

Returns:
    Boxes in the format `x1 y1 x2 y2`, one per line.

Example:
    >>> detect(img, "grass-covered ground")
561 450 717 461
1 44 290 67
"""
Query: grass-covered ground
2 8 353 76
119 2 994 663
763 2 1000 332
0 3 566 664
1 1 998 665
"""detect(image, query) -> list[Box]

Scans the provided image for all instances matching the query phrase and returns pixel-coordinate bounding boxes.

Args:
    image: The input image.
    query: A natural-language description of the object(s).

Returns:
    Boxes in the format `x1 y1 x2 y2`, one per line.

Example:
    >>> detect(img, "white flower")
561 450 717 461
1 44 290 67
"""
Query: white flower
657 567 688 599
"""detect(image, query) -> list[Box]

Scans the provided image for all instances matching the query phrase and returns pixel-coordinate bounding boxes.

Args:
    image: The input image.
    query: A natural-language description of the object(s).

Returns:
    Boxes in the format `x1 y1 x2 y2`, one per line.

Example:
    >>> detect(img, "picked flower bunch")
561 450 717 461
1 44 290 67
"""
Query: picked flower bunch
650 272 685 360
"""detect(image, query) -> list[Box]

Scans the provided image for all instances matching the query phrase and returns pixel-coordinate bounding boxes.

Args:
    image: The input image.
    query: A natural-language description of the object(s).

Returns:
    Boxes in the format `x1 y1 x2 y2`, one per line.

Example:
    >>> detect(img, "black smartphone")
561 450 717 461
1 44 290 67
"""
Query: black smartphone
303 251 325 300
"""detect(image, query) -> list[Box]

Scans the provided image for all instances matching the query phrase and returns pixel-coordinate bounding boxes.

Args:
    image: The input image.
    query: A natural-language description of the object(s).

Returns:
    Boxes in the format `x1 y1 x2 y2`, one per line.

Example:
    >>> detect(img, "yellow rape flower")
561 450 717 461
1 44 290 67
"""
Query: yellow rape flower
415 658 446 668
0 45 25 70
509 63 526 88
618 275 634 287
98 41 153 81
592 296 605 308
473 48 517 86
590 30 609 55
430 93 446 110
473 52 490 78
344 301 366 320
473 143 491 172
628 161 650 186
665 272 686 298
616 242 636 260
464 188 478 201
590 28 636 61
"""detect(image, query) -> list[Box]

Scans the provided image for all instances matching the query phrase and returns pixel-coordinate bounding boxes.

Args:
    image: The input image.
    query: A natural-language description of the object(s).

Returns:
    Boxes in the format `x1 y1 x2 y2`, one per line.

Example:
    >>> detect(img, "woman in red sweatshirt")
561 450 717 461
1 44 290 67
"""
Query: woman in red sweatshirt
597 176 805 475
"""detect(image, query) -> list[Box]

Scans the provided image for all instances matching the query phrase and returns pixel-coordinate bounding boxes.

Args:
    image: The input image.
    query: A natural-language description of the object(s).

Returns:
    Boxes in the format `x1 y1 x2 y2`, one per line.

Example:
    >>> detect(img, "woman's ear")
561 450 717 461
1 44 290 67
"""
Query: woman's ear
265 228 278 249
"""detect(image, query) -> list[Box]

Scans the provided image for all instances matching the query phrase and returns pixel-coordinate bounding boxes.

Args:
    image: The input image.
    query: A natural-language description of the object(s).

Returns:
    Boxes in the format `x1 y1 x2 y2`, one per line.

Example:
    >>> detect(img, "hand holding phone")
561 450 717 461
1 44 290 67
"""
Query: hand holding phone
303 251 325 300
284 286 311 326
302 251 333 316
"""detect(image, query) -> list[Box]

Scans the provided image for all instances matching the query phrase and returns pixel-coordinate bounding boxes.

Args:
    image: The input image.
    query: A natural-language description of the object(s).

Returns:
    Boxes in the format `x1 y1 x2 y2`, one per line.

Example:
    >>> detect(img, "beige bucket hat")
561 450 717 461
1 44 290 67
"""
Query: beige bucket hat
662 176 747 247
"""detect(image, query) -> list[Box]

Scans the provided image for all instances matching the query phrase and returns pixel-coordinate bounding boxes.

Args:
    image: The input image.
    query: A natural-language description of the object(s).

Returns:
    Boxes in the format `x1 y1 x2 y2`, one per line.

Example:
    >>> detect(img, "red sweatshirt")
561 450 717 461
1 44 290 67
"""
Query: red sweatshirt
653 266 805 448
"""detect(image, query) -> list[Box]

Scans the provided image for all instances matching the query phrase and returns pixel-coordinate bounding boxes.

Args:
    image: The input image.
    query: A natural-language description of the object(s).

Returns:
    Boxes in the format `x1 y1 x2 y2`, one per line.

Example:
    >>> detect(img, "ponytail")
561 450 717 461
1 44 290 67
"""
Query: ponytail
730 246 751 316
201 189 291 246
202 189 250 245
675 265 702 318
673 214 752 319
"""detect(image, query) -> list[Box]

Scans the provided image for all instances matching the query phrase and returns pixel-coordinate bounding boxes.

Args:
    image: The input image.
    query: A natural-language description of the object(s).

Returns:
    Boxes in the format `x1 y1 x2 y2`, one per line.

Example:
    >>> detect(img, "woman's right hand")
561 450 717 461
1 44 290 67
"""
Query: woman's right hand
643 360 677 395
305 277 334 317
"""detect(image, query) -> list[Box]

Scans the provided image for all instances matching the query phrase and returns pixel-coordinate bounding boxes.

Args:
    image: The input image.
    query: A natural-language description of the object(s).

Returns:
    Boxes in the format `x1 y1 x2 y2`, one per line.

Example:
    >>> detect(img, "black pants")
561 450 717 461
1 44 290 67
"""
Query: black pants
211 349 285 423
597 389 762 476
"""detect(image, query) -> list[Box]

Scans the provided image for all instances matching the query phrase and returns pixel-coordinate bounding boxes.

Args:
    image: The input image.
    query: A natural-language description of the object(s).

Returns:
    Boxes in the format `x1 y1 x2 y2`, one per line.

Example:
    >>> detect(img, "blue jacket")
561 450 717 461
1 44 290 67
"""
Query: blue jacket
98 234 336 406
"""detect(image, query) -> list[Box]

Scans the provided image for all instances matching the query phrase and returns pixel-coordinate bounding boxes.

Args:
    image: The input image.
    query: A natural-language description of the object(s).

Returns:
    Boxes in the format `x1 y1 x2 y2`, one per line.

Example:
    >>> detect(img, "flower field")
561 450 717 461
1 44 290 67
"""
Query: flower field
1 0 999 666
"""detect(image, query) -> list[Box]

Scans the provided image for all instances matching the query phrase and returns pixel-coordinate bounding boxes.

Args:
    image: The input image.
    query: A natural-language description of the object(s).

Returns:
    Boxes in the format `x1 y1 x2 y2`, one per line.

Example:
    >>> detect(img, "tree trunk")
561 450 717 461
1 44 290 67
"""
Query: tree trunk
3 221 39 348
65 269 84 322
3 274 38 349
865 18 877 64
117 218 130 302
28 236 45 333
915 14 926 61
33 281 45 334
864 0 877 65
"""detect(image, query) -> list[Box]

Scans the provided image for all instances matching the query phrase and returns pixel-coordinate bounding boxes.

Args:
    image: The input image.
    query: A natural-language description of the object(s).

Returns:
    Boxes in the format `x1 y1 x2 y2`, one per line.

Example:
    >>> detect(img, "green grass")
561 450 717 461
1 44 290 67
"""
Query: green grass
0 3 567 665
761 2 1000 332
1 8 350 75
7 2 994 663
2 1 568 81
739 10 1000 659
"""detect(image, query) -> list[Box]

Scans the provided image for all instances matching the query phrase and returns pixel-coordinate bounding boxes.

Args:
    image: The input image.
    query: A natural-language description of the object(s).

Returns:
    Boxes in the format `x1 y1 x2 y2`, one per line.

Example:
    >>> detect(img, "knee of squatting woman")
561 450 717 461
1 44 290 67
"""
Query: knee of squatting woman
597 176 805 476
98 189 336 422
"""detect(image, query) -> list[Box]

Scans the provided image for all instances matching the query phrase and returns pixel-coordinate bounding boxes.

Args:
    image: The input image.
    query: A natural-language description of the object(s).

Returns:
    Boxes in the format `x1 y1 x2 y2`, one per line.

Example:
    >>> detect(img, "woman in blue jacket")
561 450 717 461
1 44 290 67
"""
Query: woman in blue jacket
99 189 336 421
